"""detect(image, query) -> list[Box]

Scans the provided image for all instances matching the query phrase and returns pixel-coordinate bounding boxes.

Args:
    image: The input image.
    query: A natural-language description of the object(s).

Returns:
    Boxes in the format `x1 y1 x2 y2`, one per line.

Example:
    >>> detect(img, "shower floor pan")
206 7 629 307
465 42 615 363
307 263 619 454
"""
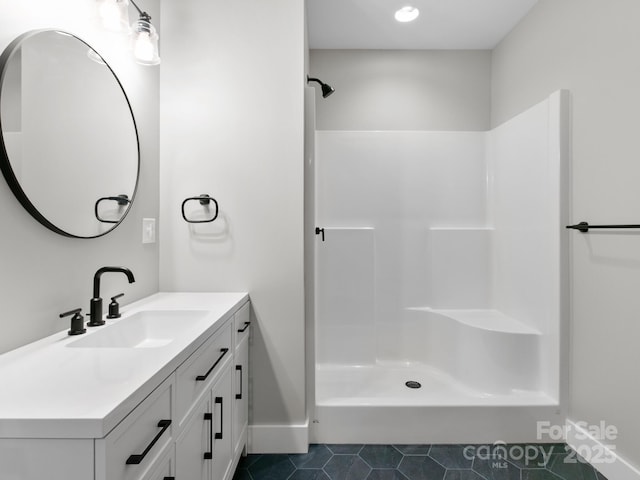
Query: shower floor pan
312 363 561 444
316 363 555 407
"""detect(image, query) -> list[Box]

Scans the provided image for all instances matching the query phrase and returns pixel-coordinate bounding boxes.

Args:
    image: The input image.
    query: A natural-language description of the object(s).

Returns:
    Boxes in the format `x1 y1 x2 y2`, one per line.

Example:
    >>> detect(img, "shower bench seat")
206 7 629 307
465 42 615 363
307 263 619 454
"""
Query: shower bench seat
404 307 543 394
414 307 541 334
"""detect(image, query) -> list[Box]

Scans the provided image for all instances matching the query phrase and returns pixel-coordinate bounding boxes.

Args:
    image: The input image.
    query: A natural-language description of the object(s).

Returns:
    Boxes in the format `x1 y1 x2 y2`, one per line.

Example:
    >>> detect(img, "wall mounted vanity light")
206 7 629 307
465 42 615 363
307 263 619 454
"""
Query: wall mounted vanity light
130 3 160 65
96 0 160 65
97 0 130 32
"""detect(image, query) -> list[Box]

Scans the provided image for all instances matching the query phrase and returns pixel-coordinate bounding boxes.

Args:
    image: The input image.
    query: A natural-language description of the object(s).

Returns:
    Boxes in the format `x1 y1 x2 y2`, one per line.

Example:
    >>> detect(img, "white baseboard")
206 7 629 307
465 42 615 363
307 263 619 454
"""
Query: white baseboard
566 419 640 480
248 420 309 454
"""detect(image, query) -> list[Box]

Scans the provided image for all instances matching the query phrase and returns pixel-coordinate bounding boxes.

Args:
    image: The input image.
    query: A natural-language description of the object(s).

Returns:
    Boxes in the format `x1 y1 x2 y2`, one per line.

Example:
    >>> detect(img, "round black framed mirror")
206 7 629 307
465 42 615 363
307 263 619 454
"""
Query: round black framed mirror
0 30 139 238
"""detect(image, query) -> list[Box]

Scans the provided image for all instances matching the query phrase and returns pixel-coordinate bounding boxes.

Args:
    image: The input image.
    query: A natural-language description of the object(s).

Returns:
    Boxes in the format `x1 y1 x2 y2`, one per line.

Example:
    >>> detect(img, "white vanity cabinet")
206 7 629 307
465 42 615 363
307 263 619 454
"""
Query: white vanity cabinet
175 392 212 480
0 293 250 480
175 321 235 480
232 302 250 460
211 367 234 480
173 301 251 480
175 366 234 480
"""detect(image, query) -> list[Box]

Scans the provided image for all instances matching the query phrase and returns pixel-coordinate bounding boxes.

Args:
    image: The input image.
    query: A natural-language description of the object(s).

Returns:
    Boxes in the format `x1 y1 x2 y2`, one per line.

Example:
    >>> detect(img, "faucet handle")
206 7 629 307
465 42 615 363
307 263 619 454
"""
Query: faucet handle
107 293 125 319
60 308 86 336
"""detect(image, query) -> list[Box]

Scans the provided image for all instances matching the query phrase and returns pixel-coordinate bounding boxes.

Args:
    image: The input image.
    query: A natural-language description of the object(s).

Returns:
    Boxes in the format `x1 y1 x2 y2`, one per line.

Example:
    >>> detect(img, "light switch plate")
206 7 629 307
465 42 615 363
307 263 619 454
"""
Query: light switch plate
142 218 156 244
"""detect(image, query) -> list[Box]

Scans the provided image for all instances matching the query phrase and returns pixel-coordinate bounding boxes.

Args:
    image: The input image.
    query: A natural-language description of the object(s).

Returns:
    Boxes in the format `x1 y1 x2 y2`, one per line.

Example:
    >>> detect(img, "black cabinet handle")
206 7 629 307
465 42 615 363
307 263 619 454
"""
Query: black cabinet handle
204 412 213 460
126 420 171 465
196 348 229 381
215 396 223 439
236 365 243 400
163 477 175 480
237 322 250 333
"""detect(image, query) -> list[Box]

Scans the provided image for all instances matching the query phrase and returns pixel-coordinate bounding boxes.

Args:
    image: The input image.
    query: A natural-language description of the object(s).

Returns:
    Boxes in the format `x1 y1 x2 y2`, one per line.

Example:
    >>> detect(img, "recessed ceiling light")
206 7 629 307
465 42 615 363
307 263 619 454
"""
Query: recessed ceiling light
395 6 420 23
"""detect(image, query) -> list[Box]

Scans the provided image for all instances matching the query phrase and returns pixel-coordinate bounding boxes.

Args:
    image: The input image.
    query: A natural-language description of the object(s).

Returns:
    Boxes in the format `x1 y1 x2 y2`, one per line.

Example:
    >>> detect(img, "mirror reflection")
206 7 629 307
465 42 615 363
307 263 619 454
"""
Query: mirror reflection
0 30 139 238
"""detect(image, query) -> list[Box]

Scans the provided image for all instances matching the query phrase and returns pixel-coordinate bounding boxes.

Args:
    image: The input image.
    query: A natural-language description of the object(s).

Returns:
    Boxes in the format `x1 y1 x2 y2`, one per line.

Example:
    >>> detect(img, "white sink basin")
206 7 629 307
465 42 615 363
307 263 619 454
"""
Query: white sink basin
67 310 209 348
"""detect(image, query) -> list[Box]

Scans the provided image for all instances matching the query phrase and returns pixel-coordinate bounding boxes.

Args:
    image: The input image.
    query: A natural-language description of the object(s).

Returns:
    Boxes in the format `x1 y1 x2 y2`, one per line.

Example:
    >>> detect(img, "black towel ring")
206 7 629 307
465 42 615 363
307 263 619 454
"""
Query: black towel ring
95 194 130 223
181 194 219 223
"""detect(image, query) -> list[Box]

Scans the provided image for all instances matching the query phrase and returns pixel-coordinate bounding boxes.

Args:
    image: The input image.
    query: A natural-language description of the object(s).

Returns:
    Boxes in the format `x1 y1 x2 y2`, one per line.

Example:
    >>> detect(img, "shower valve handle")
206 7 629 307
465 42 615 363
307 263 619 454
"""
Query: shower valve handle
315 227 325 242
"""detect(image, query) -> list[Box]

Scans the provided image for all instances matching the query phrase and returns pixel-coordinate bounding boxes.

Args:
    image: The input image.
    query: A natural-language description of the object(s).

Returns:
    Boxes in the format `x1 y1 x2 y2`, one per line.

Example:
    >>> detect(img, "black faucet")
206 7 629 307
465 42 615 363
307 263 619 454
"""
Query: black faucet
88 267 135 327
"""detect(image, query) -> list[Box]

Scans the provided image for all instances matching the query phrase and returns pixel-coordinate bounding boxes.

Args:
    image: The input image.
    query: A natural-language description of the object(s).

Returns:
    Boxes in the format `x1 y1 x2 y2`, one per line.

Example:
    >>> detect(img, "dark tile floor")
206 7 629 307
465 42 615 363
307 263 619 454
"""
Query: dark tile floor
233 444 608 480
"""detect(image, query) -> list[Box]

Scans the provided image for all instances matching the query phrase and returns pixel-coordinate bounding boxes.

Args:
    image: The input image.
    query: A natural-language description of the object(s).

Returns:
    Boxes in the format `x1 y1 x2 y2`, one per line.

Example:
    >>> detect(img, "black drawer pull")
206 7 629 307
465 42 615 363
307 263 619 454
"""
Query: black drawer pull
204 413 213 460
196 348 229 381
215 396 223 439
164 478 175 480
236 365 243 400
237 322 250 333
126 420 171 465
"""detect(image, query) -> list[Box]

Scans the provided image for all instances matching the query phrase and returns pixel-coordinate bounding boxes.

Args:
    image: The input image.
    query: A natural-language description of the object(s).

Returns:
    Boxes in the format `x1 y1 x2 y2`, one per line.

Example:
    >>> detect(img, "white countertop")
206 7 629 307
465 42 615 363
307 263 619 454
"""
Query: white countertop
0 292 249 439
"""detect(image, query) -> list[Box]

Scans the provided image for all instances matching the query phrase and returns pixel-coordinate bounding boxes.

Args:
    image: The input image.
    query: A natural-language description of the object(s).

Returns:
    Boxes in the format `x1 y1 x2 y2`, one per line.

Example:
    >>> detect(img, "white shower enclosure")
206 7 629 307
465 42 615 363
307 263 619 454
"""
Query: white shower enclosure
311 91 569 443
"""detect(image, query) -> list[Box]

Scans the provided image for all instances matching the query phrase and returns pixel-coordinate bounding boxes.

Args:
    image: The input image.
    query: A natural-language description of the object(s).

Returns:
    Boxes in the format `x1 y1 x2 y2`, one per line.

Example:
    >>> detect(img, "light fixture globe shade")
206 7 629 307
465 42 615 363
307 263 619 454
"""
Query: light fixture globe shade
97 0 131 32
132 18 160 65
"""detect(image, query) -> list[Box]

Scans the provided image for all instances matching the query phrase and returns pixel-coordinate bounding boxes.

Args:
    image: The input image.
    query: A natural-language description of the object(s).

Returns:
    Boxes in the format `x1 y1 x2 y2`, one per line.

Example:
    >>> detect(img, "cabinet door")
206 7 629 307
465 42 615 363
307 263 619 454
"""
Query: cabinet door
144 448 175 480
211 366 233 480
233 337 249 457
175 393 212 480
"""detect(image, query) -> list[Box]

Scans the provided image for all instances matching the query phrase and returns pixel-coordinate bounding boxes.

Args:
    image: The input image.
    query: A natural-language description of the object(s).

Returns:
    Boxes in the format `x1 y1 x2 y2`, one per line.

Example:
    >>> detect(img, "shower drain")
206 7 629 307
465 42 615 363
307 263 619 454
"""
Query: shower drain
405 380 422 389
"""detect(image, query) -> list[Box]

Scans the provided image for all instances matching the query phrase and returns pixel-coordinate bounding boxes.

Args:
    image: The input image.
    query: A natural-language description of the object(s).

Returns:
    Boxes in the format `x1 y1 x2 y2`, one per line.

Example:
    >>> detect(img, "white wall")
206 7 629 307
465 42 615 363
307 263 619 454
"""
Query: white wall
159 0 306 452
492 0 640 471
310 49 491 131
0 0 160 355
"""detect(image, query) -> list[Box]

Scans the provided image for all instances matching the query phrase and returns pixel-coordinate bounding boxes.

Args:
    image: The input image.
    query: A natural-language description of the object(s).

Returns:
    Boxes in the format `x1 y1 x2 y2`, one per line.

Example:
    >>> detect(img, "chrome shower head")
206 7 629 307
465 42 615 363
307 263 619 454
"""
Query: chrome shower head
307 75 335 98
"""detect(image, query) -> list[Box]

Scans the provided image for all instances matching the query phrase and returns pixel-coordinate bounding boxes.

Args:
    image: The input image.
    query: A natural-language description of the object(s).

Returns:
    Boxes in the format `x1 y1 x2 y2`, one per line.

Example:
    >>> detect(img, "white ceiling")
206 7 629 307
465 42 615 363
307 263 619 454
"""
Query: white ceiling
307 0 539 50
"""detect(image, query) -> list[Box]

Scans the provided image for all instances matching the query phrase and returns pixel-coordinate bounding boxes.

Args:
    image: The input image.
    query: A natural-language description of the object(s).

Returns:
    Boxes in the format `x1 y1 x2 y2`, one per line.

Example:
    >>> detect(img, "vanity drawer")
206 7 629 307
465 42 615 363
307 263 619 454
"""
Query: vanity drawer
234 302 251 347
176 322 232 428
96 374 175 480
